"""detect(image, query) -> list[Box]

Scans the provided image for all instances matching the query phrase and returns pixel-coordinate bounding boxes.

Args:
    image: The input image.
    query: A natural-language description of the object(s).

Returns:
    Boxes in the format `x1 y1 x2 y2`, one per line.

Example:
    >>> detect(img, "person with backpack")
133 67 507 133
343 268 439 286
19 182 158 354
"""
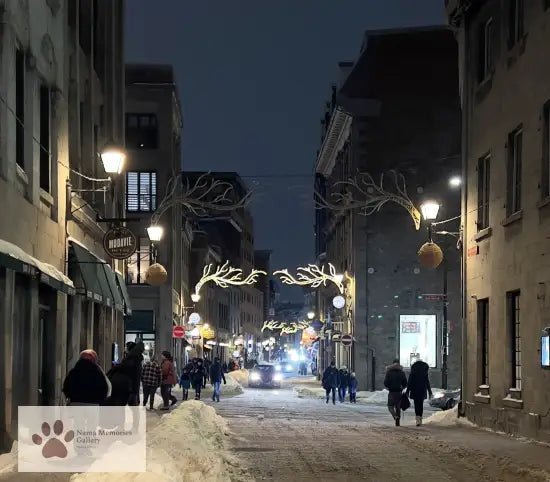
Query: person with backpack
384 358 407 426
406 359 433 426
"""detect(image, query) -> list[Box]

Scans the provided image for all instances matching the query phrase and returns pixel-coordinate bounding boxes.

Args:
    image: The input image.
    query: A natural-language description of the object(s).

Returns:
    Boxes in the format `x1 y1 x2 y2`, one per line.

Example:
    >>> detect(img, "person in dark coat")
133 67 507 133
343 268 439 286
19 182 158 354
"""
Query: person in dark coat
322 361 339 405
106 342 144 406
179 362 193 401
191 359 206 400
349 372 358 403
384 358 407 426
338 367 351 403
203 358 212 388
210 357 227 402
63 349 111 405
406 359 433 426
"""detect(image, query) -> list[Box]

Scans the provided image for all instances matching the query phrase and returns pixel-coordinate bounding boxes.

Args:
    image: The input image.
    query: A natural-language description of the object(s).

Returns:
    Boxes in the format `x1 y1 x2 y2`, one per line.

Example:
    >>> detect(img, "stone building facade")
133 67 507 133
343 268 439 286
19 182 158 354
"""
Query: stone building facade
447 0 550 440
315 26 462 391
123 64 186 367
0 0 126 449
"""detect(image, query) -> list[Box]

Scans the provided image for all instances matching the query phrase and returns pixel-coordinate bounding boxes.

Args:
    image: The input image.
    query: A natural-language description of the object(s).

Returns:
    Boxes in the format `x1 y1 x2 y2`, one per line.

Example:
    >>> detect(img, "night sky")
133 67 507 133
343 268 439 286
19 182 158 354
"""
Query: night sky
125 0 445 301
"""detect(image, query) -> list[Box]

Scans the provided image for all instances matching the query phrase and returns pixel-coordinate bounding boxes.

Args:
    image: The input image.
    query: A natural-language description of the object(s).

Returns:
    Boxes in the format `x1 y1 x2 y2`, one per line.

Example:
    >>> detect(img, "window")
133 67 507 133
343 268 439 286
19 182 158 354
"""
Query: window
507 291 521 389
478 17 494 83
126 171 157 212
15 48 25 169
477 299 489 386
507 127 522 215
543 102 550 198
39 85 51 192
508 0 524 48
125 114 158 149
126 238 152 284
477 154 490 229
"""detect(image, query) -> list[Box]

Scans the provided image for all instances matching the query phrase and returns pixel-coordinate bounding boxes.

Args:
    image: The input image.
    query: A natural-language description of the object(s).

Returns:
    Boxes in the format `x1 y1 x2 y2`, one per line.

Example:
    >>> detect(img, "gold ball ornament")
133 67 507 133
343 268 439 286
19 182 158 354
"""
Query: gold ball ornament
146 263 168 285
417 242 444 269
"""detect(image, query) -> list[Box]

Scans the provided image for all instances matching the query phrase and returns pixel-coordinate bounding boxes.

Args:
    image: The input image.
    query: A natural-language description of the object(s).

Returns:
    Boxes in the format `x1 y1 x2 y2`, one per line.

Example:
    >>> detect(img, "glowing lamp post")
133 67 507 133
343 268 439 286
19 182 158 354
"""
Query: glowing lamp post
307 311 315 320
191 293 201 303
146 225 164 242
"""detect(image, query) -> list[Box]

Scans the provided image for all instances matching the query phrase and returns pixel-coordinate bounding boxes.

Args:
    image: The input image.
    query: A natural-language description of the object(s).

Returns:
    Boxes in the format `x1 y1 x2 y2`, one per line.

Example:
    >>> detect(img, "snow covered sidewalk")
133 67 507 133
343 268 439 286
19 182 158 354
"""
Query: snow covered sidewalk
294 385 389 404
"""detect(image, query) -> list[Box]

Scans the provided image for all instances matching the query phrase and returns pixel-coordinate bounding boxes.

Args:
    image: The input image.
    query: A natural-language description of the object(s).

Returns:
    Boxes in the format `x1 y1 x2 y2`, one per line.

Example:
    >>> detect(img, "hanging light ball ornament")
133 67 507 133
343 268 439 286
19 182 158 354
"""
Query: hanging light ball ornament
417 242 444 269
146 263 168 285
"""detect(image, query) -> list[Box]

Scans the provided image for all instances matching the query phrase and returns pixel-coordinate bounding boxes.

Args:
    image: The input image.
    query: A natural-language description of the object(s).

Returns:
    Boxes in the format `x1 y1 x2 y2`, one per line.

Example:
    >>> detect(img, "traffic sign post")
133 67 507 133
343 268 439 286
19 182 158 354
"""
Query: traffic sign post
172 326 185 339
341 333 353 347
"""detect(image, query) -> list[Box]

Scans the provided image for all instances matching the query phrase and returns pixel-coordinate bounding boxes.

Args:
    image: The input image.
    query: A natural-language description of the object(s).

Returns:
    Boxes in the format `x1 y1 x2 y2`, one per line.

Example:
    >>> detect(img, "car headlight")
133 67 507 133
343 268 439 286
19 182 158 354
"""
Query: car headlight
250 373 260 381
432 392 444 399
275 365 282 371
274 373 282 381
286 364 293 371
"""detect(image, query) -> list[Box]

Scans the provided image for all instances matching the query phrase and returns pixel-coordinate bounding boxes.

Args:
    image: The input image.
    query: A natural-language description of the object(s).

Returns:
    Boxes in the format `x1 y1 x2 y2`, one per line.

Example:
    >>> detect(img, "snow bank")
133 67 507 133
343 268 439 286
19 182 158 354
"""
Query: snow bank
0 441 17 475
226 370 248 387
294 386 378 403
364 390 389 404
70 401 237 482
172 373 243 399
424 406 474 427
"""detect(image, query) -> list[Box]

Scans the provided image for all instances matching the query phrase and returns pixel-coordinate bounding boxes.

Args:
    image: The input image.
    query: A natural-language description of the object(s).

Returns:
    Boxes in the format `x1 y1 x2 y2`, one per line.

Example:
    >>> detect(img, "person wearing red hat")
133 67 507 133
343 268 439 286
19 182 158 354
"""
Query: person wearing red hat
63 349 111 405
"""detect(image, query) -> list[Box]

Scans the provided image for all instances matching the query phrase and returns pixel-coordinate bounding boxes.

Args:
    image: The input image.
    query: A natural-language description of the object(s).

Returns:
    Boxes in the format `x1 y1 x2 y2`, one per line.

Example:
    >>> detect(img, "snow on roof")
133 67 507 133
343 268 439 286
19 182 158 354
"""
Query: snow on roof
0 239 74 288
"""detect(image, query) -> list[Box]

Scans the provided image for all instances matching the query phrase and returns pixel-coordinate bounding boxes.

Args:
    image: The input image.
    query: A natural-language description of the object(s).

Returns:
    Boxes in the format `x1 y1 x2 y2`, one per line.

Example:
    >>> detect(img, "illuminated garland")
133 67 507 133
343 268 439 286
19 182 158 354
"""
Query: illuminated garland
194 261 267 297
273 263 344 294
261 320 311 335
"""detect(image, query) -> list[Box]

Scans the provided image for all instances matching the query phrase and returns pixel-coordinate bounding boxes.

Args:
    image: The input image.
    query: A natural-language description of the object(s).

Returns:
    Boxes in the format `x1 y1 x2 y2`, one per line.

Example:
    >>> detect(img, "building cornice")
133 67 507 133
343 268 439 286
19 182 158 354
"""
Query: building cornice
315 107 352 177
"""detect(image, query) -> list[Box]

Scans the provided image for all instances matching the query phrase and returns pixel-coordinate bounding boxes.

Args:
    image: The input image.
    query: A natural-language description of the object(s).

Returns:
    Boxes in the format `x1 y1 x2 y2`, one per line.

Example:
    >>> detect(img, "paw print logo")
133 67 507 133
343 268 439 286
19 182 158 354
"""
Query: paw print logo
32 420 74 458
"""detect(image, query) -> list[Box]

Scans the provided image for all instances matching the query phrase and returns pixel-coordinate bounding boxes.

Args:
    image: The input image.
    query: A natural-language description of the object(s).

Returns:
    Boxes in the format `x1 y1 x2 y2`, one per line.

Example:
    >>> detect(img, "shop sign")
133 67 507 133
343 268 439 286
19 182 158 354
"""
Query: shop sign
103 226 137 260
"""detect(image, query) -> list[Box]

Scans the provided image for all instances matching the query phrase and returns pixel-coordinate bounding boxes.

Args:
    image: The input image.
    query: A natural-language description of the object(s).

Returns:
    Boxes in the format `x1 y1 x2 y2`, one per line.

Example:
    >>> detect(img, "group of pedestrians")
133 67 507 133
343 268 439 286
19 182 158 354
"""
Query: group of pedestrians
321 361 358 404
384 358 432 427
63 341 229 410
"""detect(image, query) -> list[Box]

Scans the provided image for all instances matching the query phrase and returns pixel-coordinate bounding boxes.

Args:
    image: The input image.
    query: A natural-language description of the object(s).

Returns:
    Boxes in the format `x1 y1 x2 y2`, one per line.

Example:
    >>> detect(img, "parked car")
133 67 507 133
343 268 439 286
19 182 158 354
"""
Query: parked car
429 388 461 410
248 364 283 388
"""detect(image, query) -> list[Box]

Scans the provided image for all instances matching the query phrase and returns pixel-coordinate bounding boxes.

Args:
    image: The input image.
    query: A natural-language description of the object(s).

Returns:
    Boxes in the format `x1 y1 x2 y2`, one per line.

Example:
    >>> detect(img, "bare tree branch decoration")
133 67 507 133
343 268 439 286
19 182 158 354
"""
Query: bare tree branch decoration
273 263 345 294
314 170 421 230
194 261 267 297
262 320 310 334
151 172 252 224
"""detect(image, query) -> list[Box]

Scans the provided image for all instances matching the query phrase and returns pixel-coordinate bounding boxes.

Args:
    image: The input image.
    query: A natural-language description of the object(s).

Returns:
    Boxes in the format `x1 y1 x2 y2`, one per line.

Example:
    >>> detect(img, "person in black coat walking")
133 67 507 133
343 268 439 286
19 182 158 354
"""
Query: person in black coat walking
384 358 407 426
338 367 351 403
63 350 111 405
210 357 227 402
406 359 433 426
106 342 144 406
191 359 206 400
322 361 339 405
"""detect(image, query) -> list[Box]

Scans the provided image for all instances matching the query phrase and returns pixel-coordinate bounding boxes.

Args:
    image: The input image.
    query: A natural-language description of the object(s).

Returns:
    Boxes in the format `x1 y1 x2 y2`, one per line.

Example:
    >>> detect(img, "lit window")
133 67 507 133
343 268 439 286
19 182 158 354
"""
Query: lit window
126 171 157 212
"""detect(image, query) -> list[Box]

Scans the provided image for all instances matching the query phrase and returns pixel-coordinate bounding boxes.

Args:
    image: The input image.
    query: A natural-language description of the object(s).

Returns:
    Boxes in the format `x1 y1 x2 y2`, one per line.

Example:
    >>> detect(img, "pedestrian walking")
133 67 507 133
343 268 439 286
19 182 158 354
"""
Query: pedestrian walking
141 355 161 410
106 341 145 406
384 358 408 426
222 361 228 373
406 359 433 426
179 362 193 401
192 358 206 400
349 372 358 403
210 357 227 402
338 366 350 403
63 349 111 405
322 361 339 405
160 351 178 410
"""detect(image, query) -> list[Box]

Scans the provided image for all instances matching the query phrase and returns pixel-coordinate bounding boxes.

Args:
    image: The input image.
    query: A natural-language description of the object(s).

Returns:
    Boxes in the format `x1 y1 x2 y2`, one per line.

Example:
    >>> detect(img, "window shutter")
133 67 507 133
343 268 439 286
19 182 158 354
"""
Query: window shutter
126 172 139 211
140 173 151 211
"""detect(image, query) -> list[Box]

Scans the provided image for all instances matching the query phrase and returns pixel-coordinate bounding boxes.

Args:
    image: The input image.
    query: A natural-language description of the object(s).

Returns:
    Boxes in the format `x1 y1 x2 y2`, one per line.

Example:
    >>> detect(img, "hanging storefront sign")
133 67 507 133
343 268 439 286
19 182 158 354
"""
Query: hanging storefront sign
103 226 137 260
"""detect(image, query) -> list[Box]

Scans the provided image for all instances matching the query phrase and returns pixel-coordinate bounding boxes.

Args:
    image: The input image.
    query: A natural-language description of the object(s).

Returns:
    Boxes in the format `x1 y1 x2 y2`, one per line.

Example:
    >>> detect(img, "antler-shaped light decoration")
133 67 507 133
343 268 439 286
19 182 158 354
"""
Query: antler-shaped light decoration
261 320 311 334
151 171 252 225
273 263 345 294
194 261 267 297
314 170 421 230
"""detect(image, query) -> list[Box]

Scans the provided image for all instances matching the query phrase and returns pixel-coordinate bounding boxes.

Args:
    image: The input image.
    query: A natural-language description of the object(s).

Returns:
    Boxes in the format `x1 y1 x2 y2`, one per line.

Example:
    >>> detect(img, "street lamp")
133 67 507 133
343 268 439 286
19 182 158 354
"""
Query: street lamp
307 311 315 320
146 224 164 242
420 200 440 221
100 143 126 175
191 293 201 303
449 176 462 188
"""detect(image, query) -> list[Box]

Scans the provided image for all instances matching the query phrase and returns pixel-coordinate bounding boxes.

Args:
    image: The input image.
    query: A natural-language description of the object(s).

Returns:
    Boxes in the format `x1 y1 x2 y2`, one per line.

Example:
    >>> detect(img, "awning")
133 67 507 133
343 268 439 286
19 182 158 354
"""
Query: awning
69 242 104 302
0 238 74 294
102 265 124 313
115 272 132 315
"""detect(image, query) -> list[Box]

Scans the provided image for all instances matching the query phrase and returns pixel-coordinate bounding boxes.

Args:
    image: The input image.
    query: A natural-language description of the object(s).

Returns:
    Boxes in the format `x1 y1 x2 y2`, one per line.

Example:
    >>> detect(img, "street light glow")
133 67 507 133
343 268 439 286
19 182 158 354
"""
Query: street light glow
307 311 315 320
146 225 164 242
449 176 462 187
191 293 201 303
420 201 440 221
100 144 126 174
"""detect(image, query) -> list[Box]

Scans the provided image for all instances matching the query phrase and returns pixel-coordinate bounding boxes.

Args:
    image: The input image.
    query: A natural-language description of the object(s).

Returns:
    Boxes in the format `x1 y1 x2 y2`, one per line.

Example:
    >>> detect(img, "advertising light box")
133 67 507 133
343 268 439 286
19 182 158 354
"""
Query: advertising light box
399 314 437 368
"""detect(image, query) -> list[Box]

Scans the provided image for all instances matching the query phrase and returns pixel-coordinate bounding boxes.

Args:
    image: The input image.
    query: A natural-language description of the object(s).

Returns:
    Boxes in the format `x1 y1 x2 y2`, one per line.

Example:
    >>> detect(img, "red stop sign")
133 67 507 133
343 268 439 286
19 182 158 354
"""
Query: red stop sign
172 326 185 338
341 333 353 347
